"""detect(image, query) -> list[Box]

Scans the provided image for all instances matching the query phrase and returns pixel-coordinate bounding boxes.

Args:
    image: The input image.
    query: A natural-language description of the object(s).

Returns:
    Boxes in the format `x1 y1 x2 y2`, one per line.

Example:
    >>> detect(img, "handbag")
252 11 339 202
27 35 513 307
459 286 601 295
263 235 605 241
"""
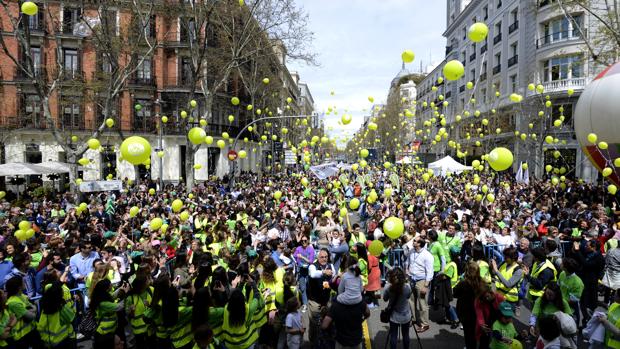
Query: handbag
78 309 100 338
380 292 396 323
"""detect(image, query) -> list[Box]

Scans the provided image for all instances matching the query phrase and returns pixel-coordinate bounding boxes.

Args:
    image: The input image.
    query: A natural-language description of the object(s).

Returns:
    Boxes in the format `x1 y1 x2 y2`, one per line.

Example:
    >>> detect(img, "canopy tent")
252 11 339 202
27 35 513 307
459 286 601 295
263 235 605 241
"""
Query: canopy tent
0 162 72 177
427 156 472 176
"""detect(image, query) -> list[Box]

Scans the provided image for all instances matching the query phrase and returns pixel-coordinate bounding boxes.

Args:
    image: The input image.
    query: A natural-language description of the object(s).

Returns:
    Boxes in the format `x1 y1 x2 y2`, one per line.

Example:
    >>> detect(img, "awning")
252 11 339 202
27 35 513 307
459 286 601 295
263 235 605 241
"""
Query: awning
0 162 72 176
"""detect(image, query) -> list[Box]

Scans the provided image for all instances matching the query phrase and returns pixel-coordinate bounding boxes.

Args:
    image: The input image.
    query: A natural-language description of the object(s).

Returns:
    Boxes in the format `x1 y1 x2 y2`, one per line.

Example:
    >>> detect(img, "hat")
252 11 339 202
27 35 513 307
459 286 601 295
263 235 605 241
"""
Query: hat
103 231 117 239
151 240 161 246
498 301 514 317
130 251 144 259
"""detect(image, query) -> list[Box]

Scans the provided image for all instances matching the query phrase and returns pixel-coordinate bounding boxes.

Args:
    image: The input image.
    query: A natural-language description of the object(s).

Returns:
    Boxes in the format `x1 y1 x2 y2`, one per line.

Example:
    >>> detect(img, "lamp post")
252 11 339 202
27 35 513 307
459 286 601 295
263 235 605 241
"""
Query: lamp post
228 114 311 188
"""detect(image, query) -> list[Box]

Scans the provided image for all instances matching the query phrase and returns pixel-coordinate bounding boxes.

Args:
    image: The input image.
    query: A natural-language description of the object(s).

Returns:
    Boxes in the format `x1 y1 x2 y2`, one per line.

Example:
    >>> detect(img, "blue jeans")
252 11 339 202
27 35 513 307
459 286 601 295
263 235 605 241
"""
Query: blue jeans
389 321 410 349
298 275 308 305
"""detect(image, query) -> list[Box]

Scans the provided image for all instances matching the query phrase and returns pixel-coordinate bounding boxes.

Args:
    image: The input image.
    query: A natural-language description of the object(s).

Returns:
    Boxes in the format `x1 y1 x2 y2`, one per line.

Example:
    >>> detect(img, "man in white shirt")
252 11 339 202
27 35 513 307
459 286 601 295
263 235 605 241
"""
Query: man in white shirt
406 237 434 332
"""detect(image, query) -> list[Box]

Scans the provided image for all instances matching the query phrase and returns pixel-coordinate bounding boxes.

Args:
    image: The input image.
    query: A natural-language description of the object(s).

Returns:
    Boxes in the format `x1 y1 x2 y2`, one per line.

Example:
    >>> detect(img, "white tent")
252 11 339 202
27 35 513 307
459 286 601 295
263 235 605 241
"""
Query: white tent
427 156 472 176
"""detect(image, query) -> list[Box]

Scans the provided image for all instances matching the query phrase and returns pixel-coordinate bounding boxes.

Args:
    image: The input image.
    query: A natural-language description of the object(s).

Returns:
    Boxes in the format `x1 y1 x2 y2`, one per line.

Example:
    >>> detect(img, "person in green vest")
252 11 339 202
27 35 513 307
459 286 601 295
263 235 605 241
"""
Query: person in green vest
491 247 523 308
438 224 462 262
217 285 265 349
348 224 366 248
596 290 620 349
529 282 572 336
557 257 583 324
37 281 76 348
193 324 215 349
145 275 174 348
5 276 40 348
427 230 445 306
125 276 153 348
166 286 194 349
90 278 130 349
0 289 15 348
472 244 492 285
523 247 557 301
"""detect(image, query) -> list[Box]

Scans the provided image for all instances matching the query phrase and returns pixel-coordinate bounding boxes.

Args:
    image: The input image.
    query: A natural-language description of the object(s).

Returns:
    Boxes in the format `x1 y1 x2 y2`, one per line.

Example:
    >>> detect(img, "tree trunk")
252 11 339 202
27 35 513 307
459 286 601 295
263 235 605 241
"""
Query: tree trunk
67 152 79 194
185 143 195 192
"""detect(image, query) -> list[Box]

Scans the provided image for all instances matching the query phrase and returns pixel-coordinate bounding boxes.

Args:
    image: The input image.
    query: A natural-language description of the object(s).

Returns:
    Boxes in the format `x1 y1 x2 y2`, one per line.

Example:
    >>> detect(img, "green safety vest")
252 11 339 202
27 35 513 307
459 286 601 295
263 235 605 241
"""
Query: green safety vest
607 302 620 349
7 295 36 341
0 310 10 347
444 262 458 288
218 304 259 349
37 305 75 347
495 263 521 302
126 289 152 335
529 259 557 298
96 302 118 335
359 259 368 287
349 232 366 247
170 306 193 348
478 260 492 284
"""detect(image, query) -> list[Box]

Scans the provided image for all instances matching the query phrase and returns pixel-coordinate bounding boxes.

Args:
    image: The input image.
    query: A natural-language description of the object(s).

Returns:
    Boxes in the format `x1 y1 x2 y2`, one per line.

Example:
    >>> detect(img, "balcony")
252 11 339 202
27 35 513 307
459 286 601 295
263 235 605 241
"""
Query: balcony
493 33 502 45
509 21 519 34
14 67 46 81
507 55 518 67
470 52 476 62
480 44 488 54
18 113 48 129
164 75 195 90
493 65 501 74
536 30 586 49
537 77 587 94
480 72 487 81
128 75 156 87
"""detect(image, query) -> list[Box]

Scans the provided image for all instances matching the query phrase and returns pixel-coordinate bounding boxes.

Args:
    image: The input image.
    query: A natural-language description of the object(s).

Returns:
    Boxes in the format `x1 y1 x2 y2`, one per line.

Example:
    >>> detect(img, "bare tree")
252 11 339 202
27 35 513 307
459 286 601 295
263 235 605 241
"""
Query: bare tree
0 0 161 190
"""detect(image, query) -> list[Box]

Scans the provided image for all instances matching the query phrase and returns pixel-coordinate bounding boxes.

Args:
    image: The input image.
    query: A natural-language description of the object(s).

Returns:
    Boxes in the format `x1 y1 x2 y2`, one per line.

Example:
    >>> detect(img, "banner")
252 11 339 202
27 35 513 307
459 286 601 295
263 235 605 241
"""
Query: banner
79 180 123 192
309 162 339 180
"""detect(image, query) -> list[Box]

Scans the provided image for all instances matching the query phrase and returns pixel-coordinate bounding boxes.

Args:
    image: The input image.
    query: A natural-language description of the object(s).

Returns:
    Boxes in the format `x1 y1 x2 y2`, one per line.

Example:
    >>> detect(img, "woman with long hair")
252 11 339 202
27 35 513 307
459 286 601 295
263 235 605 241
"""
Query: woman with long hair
382 267 412 349
530 282 572 337
125 275 152 348
454 261 486 349
217 284 265 349
37 281 76 348
144 274 172 349
90 279 129 349
165 285 194 349
5 276 40 349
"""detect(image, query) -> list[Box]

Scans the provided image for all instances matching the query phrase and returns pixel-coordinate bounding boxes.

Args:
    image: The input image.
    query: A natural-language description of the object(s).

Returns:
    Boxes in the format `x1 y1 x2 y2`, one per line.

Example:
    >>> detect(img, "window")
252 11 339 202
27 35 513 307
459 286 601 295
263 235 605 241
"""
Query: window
461 51 466 65
102 9 117 35
511 43 518 56
481 88 487 103
145 15 156 39
63 49 79 79
136 57 152 83
494 52 501 66
28 47 42 74
22 94 44 128
462 27 467 40
61 100 82 130
494 82 501 95
497 0 502 8
180 18 196 42
133 99 154 132
551 104 574 127
483 5 489 20
23 4 44 31
181 57 193 86
508 42 518 67
62 7 81 34
543 55 583 81
509 74 517 93
542 14 584 45
470 68 476 81
494 22 502 44
509 9 519 33
100 53 113 74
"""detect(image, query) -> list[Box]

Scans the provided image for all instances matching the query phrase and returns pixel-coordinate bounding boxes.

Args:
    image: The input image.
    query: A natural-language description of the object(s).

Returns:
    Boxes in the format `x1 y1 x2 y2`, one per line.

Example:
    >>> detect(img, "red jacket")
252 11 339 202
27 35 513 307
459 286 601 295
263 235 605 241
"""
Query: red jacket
365 254 381 292
474 292 505 340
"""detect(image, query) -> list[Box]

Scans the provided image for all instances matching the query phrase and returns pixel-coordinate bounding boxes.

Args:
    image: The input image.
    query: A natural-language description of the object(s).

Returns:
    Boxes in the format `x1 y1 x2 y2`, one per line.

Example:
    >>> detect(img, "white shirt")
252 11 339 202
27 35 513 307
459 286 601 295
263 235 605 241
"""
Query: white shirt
407 248 434 282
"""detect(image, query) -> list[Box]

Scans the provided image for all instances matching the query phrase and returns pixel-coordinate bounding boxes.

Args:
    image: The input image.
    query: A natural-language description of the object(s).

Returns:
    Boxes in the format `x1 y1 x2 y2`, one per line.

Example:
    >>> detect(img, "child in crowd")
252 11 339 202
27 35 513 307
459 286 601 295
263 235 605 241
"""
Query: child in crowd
285 297 304 349
490 301 519 349
336 257 363 305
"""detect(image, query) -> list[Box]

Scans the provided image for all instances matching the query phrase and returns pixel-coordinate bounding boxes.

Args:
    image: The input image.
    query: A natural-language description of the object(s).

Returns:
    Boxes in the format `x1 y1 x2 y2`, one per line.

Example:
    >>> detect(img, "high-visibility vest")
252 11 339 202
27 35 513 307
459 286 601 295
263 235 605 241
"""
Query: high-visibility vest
495 263 521 302
126 289 152 335
359 259 369 287
0 310 10 347
7 295 36 341
607 302 620 349
219 304 260 349
170 306 193 348
349 232 366 247
529 259 557 298
478 260 492 284
444 262 458 288
144 300 168 339
37 305 75 348
96 302 118 335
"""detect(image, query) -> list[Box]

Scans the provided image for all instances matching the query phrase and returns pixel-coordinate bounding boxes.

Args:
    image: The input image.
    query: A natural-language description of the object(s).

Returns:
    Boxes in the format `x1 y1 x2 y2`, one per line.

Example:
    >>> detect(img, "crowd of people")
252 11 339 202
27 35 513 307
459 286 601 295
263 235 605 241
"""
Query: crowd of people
0 166 618 349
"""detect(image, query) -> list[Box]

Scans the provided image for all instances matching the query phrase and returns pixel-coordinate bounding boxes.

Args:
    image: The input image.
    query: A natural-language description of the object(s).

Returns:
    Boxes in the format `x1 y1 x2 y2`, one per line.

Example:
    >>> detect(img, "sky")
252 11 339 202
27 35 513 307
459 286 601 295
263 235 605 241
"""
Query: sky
288 0 447 147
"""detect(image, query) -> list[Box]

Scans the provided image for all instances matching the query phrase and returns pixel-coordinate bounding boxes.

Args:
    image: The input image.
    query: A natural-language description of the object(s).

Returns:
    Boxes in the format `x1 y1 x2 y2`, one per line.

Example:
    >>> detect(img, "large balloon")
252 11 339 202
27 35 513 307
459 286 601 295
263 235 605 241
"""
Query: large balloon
574 61 620 186
21 1 38 16
149 218 163 231
488 147 514 171
129 206 139 217
120 136 151 165
172 199 183 213
18 220 31 231
188 127 206 145
443 60 465 81
349 198 360 210
468 22 489 42
401 50 415 63
369 240 383 257
87 138 101 150
383 217 404 239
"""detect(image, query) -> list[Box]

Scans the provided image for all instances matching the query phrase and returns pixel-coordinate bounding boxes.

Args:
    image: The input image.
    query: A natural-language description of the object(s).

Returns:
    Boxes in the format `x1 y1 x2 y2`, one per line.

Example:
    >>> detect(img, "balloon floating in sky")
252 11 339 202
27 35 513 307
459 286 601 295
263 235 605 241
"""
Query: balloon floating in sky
120 136 151 165
574 61 620 186
383 217 404 239
341 114 352 125
401 50 415 63
188 127 206 145
443 60 465 81
21 2 38 16
231 97 240 106
488 147 514 171
468 22 489 43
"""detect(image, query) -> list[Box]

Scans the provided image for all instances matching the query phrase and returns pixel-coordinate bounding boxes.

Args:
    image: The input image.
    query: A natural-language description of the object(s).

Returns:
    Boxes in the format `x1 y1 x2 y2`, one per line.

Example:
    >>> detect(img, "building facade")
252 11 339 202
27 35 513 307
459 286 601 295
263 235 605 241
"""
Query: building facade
416 0 601 181
0 1 313 187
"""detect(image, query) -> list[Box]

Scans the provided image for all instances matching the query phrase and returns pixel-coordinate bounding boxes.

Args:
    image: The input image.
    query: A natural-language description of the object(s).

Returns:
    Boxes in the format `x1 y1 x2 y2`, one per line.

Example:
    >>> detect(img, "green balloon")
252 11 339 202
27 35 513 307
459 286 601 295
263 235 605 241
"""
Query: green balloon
303 189 311 198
